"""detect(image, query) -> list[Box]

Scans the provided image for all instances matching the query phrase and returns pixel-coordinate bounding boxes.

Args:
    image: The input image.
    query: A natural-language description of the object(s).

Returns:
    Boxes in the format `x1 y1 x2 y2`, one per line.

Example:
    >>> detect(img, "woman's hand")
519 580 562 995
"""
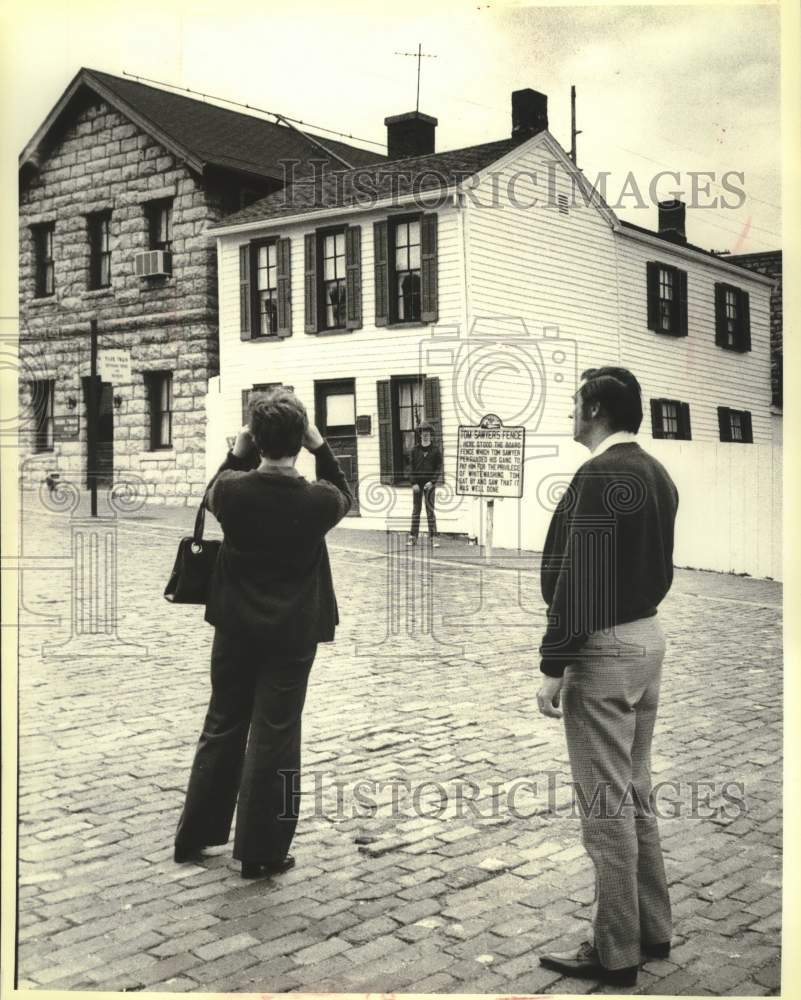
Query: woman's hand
302 424 325 452
233 425 256 458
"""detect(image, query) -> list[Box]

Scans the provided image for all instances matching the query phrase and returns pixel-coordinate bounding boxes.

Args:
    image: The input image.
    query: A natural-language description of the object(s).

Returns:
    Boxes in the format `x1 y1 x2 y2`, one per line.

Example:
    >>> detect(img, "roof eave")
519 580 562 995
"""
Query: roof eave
615 223 776 286
208 185 459 237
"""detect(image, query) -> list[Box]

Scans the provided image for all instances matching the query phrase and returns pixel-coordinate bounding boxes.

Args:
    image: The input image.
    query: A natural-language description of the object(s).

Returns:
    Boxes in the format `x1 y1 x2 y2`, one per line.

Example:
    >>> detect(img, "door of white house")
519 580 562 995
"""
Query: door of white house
315 378 359 515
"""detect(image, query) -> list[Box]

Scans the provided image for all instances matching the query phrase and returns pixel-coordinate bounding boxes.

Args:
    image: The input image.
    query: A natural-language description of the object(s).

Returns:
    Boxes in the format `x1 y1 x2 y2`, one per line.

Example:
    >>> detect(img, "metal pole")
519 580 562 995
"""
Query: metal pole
415 43 422 112
570 85 581 165
485 498 494 562
88 319 99 517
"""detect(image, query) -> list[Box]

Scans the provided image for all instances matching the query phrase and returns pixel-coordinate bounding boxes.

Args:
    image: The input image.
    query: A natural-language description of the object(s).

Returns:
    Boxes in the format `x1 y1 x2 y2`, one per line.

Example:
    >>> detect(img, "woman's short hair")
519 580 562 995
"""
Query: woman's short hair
579 366 643 433
248 388 308 459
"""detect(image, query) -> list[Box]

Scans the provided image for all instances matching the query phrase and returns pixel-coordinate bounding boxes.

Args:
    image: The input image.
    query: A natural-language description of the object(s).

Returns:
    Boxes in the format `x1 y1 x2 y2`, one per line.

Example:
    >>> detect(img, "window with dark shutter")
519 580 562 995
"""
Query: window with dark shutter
239 245 251 338
714 283 751 352
145 199 173 251
719 406 753 443
650 397 691 440
374 221 389 326
345 225 362 330
377 379 394 483
247 237 289 339
304 233 318 333
423 375 443 478
646 262 686 336
420 214 438 323
276 237 292 337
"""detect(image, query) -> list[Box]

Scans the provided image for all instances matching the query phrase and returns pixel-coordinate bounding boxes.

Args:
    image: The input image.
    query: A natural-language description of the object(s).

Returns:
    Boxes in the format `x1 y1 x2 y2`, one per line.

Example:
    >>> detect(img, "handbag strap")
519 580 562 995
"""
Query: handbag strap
192 498 207 544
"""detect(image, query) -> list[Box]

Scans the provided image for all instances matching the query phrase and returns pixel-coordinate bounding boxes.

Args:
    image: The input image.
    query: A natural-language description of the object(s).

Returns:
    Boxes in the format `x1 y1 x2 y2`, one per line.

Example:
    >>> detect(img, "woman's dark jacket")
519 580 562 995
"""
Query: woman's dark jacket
203 441 352 651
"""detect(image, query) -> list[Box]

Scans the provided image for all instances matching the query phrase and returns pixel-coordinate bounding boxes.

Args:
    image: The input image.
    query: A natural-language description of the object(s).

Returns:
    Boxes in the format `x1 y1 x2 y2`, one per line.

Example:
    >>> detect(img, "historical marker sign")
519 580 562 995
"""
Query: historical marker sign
99 349 132 385
456 414 525 498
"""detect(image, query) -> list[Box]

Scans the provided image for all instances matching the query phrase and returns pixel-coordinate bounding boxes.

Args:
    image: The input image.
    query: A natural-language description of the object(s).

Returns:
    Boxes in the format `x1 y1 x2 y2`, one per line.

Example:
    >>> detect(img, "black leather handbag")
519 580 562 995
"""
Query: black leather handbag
164 496 222 605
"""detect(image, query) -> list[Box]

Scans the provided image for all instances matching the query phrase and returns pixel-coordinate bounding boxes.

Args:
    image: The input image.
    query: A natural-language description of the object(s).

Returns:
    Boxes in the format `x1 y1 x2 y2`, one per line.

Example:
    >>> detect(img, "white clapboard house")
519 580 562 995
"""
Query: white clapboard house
207 89 780 579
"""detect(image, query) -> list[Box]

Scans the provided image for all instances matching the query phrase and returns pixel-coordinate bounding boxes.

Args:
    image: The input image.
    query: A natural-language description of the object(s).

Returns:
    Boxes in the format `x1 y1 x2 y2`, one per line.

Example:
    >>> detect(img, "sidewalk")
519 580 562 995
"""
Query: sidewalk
14 498 782 994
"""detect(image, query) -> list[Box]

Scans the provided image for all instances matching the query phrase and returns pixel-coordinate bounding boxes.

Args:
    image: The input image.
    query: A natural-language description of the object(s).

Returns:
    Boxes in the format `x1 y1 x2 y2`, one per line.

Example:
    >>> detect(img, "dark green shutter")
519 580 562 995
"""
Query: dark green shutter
377 379 394 483
276 237 291 337
374 221 389 326
714 283 727 346
741 410 753 443
646 262 660 331
423 375 443 480
304 233 318 334
650 399 664 439
239 245 251 339
739 290 751 352
676 268 688 336
345 225 362 330
717 406 732 442
678 402 691 440
420 213 438 323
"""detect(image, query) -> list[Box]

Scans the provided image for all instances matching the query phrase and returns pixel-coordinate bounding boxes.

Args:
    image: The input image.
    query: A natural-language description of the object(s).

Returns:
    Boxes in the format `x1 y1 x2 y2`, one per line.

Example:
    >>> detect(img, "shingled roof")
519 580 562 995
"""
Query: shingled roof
211 137 519 228
19 68 384 183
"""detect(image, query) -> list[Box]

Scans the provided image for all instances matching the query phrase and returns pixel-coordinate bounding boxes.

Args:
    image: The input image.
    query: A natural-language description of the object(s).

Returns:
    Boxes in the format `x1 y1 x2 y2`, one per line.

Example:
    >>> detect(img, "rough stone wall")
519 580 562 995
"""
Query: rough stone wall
728 251 782 409
19 96 232 505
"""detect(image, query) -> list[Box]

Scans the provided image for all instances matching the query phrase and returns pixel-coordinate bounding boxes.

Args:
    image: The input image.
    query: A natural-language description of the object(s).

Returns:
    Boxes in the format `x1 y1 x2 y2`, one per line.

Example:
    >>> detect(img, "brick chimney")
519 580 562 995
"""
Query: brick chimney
384 111 438 159
512 88 548 142
658 199 687 243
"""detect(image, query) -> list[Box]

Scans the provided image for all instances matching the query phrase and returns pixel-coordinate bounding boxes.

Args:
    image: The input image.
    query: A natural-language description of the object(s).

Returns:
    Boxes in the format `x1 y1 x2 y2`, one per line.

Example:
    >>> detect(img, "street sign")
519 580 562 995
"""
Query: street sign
456 414 525 499
99 349 131 385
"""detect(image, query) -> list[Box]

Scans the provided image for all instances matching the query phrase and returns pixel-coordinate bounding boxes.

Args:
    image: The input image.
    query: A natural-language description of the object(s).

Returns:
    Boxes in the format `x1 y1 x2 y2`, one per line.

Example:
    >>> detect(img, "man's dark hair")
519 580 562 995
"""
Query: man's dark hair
249 387 308 459
579 366 643 433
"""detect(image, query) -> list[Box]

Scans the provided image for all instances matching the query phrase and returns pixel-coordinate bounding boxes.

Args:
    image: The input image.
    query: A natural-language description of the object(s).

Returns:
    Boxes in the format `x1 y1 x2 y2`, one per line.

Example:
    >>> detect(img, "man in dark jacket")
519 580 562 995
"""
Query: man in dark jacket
408 421 443 547
174 388 351 879
536 368 679 988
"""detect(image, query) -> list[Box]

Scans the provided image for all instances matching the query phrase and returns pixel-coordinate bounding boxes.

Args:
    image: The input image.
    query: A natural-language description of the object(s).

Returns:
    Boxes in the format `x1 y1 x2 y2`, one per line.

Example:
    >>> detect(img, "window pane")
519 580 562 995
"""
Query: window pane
326 393 355 426
409 244 421 269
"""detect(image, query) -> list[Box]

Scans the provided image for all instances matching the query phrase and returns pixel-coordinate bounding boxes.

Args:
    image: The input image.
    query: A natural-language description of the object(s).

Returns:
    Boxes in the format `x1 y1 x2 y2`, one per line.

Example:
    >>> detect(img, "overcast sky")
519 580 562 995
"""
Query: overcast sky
0 0 781 314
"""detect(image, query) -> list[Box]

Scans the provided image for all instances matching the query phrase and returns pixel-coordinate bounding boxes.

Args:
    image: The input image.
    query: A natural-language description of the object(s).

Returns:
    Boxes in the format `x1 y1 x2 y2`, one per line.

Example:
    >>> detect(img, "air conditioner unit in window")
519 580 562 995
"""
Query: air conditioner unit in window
135 250 172 277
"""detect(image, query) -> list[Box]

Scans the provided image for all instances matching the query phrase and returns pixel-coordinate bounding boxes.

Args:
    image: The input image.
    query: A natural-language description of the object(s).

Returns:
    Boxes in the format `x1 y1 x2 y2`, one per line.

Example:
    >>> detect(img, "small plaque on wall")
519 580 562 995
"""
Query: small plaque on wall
356 415 372 435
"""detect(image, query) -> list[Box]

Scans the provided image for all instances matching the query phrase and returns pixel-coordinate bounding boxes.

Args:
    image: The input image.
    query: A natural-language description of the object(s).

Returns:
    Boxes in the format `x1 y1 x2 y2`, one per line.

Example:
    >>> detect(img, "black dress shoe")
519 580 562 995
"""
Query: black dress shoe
241 855 296 879
174 844 207 863
642 940 671 960
539 940 638 987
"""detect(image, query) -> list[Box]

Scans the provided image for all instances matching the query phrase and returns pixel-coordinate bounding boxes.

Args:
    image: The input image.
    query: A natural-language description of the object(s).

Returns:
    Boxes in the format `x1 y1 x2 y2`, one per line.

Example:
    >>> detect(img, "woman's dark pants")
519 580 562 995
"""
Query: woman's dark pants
175 628 316 864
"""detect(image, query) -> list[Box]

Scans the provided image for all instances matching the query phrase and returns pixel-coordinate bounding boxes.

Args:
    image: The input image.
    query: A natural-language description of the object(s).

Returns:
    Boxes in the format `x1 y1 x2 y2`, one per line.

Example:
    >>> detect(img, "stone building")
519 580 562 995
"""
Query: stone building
18 67 381 504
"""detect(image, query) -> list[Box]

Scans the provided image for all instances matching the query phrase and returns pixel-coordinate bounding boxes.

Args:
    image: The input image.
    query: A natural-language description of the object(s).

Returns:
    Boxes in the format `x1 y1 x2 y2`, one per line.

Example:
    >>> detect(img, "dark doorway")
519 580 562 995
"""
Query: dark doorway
314 378 359 515
82 377 114 489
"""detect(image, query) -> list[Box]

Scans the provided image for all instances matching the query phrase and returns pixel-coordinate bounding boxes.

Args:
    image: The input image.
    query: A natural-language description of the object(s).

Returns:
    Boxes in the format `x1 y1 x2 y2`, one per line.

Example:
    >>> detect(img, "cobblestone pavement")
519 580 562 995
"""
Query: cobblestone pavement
14 497 782 995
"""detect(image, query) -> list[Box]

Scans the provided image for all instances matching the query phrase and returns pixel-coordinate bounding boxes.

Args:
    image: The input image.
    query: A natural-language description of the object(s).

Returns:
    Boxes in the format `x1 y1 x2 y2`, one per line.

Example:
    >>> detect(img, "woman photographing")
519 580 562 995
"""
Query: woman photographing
174 388 352 879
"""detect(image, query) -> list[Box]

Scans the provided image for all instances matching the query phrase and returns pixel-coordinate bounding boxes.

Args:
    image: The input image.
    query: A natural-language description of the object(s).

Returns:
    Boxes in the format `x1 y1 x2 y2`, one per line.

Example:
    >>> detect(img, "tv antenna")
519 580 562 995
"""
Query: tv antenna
394 43 438 112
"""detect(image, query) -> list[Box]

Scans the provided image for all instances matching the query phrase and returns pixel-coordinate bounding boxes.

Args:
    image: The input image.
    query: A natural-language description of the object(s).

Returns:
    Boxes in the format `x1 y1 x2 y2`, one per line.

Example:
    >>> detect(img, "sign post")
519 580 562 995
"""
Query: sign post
455 414 525 561
87 319 99 518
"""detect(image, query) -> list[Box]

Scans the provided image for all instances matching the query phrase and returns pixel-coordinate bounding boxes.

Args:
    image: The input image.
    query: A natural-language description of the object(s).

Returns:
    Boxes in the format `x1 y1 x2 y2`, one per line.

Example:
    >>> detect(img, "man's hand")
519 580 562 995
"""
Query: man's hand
423 481 434 492
233 425 256 458
536 676 564 719
302 424 324 452
412 483 421 494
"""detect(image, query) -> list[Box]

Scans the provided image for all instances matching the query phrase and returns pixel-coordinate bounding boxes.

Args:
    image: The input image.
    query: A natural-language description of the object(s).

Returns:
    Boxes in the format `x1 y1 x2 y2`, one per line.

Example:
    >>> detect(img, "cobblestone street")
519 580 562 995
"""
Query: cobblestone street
14 497 782 995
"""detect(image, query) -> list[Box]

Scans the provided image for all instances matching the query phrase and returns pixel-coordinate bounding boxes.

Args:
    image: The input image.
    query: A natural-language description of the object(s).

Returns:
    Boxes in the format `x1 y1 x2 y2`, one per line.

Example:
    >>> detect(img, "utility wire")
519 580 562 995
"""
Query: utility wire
121 71 385 150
